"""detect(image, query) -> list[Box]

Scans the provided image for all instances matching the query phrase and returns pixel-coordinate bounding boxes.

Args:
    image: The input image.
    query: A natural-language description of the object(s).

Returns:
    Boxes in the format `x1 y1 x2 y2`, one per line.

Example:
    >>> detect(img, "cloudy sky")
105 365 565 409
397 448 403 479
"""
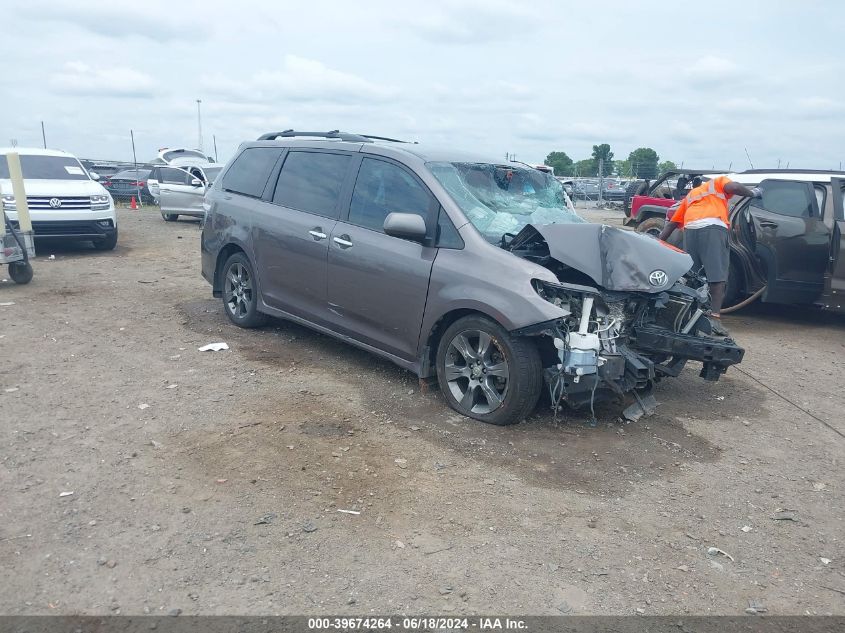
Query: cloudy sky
2 0 843 169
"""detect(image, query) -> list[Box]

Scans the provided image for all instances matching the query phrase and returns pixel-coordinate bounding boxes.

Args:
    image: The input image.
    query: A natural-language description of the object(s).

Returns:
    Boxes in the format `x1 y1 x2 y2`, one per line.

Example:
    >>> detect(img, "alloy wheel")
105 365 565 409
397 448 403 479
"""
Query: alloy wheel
224 262 253 319
443 329 509 414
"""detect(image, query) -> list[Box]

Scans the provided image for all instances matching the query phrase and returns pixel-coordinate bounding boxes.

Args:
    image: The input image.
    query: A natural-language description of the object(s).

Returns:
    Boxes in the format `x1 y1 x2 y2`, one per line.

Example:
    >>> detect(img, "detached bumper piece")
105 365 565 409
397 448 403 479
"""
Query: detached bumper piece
631 326 745 381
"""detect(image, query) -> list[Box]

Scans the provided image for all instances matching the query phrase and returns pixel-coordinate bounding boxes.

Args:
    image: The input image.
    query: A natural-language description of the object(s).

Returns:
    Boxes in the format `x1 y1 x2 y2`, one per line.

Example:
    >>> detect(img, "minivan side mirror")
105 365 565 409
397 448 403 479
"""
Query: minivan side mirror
383 212 427 242
190 178 203 187
90 172 100 181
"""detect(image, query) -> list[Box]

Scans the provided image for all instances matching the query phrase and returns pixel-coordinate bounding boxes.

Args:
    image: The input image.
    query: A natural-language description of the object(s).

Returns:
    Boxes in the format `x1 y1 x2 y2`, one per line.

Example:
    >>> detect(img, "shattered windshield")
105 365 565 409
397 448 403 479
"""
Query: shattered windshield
428 161 584 243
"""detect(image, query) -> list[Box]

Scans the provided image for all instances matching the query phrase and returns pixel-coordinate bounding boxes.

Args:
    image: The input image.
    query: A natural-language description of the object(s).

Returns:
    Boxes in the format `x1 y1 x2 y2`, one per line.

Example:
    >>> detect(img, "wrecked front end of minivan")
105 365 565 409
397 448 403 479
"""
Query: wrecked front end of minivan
508 223 744 420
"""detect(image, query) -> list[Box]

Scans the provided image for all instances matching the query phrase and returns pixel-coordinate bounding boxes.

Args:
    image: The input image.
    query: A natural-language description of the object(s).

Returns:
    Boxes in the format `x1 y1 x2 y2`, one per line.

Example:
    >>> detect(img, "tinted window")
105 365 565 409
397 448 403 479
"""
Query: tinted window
814 185 825 213
349 158 432 232
436 208 464 249
836 187 845 220
161 167 189 184
272 151 351 218
753 181 815 218
0 155 90 180
222 147 282 198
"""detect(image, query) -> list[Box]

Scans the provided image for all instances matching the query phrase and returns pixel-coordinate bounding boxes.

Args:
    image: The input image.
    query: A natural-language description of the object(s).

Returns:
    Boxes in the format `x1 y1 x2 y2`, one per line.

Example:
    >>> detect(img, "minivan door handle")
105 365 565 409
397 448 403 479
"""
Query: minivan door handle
308 228 327 240
333 234 353 249
759 220 779 229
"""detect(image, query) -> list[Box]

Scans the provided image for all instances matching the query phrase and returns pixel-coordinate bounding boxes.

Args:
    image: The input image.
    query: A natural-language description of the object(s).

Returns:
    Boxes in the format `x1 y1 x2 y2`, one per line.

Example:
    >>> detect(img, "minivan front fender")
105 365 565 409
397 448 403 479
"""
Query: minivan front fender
418 245 569 373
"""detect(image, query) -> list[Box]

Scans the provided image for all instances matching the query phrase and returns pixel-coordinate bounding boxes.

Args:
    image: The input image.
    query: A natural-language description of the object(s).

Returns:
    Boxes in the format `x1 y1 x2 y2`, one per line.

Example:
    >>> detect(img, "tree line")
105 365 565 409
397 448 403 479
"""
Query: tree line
544 145 677 179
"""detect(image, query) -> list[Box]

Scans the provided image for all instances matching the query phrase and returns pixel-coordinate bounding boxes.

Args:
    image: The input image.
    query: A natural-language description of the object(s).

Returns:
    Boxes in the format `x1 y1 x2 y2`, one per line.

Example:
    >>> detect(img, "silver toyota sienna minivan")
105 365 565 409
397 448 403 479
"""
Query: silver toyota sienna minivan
201 130 743 426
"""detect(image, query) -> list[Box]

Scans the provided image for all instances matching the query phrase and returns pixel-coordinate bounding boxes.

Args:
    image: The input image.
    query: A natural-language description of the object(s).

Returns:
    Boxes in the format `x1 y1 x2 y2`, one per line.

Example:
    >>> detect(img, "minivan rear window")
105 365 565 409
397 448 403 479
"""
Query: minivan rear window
272 151 351 218
222 148 282 198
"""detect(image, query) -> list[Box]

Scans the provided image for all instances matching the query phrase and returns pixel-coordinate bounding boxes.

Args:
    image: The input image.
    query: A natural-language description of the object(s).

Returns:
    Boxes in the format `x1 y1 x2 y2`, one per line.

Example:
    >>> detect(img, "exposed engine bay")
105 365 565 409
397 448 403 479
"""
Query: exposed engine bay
505 223 745 420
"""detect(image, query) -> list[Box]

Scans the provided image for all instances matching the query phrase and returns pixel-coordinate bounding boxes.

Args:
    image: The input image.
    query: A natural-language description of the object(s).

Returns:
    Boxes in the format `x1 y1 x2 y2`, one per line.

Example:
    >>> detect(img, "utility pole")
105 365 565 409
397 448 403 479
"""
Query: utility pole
598 158 604 205
744 147 754 169
41 122 47 149
196 99 203 152
130 129 142 207
213 134 219 162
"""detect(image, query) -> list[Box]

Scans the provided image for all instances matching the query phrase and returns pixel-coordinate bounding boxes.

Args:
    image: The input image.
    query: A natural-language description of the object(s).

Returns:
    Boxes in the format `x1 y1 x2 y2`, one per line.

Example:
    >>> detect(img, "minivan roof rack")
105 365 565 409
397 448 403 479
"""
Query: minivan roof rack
360 134 413 144
257 130 372 143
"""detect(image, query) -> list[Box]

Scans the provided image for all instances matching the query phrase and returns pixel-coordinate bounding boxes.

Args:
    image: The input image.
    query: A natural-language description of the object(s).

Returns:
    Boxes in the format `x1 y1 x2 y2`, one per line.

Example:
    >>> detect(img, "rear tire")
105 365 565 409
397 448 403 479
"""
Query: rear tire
636 216 666 237
221 252 267 328
435 315 542 426
162 213 178 222
93 230 118 251
8 261 33 284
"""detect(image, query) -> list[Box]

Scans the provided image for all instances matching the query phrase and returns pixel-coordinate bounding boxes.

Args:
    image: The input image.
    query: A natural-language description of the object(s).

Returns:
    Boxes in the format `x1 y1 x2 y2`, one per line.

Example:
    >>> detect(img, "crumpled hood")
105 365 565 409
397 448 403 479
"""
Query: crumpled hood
510 223 693 293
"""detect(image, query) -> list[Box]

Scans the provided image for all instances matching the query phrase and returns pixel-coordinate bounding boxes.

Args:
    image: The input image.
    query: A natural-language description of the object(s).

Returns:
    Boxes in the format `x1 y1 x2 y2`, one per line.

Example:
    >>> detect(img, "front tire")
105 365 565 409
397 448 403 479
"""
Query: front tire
93 229 118 251
8 261 33 284
436 315 542 426
221 252 267 328
162 213 178 222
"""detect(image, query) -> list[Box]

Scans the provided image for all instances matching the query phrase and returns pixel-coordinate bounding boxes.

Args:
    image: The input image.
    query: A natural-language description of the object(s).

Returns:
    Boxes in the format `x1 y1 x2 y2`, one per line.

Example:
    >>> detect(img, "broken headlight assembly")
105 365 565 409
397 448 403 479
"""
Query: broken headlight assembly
532 278 622 380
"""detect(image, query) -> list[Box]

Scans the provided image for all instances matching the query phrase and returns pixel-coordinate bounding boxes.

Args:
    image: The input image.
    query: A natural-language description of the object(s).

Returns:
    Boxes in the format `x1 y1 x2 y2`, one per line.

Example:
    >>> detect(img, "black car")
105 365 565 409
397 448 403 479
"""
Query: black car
102 168 155 204
724 171 845 313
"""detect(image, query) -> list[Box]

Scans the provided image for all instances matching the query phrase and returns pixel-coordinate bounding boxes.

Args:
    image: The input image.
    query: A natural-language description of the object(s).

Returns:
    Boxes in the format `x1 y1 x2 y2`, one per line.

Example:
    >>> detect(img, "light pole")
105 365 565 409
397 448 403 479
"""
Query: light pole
196 99 203 152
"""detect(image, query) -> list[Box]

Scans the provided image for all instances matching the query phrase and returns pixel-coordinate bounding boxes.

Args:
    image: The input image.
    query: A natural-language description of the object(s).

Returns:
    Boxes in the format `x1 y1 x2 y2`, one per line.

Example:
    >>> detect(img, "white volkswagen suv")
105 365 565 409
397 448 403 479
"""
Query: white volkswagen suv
1 148 118 250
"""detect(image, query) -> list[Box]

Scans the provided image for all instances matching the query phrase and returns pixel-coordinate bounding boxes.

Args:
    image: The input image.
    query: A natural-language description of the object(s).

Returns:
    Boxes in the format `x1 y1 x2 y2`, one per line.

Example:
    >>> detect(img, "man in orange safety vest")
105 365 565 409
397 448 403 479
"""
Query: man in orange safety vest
659 175 761 318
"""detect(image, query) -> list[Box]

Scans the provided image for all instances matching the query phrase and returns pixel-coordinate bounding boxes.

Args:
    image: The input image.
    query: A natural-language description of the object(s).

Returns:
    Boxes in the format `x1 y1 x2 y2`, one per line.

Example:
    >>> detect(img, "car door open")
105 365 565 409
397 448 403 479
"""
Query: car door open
159 167 192 214
822 177 845 313
326 157 438 362
736 178 830 304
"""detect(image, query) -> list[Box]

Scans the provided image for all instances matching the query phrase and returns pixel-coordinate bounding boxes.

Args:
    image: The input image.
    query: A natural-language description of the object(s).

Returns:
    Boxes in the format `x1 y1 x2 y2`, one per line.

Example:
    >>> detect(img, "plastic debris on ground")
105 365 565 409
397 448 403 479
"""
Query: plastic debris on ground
198 342 229 352
707 546 734 562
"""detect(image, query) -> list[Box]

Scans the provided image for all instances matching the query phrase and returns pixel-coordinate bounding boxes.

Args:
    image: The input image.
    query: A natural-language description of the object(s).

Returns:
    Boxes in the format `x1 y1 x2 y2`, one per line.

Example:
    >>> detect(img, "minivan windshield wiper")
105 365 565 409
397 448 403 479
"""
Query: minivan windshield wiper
428 161 584 242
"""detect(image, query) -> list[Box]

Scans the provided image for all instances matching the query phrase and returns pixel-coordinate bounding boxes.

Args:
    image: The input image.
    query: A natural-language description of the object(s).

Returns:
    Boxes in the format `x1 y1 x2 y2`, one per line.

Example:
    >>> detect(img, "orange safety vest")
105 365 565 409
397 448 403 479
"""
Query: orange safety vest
669 175 731 227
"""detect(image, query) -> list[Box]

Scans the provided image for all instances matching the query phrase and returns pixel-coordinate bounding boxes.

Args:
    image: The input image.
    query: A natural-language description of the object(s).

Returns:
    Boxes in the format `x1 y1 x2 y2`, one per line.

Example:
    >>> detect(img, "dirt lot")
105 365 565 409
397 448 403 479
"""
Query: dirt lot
1 207 844 616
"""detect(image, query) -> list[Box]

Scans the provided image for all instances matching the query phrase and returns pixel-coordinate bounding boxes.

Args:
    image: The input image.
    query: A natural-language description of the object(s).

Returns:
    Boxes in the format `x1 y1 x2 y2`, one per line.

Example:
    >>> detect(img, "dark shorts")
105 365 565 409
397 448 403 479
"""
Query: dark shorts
683 225 730 283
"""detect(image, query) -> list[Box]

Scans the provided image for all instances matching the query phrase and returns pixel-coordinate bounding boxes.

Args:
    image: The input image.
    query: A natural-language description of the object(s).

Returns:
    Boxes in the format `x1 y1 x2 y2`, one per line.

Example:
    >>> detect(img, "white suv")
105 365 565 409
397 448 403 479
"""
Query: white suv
0 148 118 250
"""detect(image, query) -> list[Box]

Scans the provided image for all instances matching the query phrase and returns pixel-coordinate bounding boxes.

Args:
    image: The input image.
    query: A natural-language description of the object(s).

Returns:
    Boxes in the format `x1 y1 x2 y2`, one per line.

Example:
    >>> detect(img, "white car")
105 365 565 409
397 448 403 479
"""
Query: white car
146 147 215 203
1 148 118 250
150 163 222 221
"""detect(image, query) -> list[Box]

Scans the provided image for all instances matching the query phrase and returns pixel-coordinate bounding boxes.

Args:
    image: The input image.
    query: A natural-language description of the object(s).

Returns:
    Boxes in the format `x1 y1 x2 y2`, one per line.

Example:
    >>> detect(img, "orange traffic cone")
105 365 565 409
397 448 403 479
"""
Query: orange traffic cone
130 196 138 210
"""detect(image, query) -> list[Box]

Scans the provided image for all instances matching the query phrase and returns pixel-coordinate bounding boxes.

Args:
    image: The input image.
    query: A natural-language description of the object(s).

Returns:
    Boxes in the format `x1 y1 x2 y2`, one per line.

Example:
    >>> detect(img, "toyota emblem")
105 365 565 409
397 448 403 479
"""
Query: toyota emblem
648 270 668 287
49 197 62 208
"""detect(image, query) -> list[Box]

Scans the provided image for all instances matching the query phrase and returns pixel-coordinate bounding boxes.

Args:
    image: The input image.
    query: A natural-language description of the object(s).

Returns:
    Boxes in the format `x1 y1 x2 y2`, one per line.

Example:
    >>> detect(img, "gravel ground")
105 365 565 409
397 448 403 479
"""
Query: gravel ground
1 207 843 616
